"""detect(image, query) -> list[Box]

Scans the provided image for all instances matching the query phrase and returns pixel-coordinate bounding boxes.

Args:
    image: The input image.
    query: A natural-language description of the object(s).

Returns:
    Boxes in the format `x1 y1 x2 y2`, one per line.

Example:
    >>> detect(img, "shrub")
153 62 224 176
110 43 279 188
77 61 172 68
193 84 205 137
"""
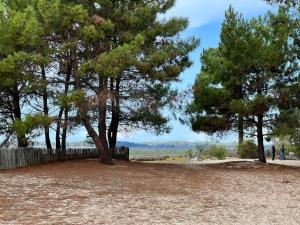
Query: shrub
195 146 207 160
185 149 193 159
287 144 300 158
237 140 258 159
197 149 208 161
207 145 227 160
295 145 300 158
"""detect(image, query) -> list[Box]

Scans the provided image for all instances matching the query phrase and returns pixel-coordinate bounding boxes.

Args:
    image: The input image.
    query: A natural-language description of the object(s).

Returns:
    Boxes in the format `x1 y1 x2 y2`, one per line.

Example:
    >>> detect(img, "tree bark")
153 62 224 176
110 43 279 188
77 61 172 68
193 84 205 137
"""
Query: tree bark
61 108 69 150
238 114 244 145
97 78 112 164
108 77 120 149
41 66 52 149
235 85 244 145
55 108 63 149
73 50 112 164
257 114 266 163
56 60 71 150
80 102 112 164
12 84 27 148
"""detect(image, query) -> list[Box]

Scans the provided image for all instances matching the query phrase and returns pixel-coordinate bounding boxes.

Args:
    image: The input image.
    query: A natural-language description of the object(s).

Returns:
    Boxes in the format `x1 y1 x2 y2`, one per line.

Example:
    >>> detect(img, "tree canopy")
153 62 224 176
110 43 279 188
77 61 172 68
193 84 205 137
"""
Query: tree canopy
0 0 198 163
188 6 295 162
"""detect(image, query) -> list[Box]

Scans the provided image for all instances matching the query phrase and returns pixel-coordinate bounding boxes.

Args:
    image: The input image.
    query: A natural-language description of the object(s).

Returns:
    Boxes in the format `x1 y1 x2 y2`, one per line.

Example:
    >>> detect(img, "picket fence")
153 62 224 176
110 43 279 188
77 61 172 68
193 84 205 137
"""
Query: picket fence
0 147 129 170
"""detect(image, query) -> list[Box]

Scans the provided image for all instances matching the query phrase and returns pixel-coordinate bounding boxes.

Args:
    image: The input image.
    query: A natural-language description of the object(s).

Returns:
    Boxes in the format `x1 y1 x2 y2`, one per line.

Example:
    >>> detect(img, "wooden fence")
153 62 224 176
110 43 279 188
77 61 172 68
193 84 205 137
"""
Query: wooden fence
0 147 129 170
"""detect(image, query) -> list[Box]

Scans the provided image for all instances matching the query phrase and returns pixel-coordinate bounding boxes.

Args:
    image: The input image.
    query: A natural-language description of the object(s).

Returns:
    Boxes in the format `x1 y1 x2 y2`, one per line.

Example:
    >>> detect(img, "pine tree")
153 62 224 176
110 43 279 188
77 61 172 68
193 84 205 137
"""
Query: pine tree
0 1 49 147
189 7 292 162
72 0 198 163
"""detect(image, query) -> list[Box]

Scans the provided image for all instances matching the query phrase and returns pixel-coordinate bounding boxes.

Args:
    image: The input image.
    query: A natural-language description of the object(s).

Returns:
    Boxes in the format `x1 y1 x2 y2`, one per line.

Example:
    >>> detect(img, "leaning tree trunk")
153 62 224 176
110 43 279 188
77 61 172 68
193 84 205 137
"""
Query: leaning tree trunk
80 101 112 164
70 41 112 164
41 66 52 149
81 111 104 155
257 114 266 163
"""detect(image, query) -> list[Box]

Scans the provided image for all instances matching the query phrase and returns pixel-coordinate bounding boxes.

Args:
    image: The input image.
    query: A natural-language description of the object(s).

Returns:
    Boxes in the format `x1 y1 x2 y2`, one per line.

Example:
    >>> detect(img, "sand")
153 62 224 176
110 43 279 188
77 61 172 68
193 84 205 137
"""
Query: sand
0 160 299 225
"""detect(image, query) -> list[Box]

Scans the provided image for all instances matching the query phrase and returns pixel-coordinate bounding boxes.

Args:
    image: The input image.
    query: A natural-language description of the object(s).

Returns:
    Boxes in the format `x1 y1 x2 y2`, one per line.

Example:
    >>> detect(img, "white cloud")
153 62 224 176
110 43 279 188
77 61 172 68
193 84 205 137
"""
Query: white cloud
164 0 273 28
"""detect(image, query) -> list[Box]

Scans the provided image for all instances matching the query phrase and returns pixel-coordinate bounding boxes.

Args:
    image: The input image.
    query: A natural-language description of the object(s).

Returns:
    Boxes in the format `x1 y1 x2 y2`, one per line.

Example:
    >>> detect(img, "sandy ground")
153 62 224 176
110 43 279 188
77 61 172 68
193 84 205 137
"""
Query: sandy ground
191 158 300 168
0 160 299 225
267 159 300 167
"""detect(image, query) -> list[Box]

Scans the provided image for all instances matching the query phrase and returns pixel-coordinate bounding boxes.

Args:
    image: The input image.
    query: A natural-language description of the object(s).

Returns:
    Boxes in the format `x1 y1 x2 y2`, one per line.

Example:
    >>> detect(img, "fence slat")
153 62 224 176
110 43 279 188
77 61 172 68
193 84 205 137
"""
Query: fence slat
0 147 129 170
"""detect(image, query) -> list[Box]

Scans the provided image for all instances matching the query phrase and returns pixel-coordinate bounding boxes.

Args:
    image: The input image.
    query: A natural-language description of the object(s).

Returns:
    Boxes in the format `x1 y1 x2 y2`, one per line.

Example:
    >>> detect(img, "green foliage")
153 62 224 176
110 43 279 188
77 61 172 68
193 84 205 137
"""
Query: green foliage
275 108 300 157
95 34 145 77
13 114 52 137
189 6 295 162
195 145 208 161
185 149 193 159
237 140 258 159
57 90 86 108
0 0 198 150
207 145 228 160
294 145 300 158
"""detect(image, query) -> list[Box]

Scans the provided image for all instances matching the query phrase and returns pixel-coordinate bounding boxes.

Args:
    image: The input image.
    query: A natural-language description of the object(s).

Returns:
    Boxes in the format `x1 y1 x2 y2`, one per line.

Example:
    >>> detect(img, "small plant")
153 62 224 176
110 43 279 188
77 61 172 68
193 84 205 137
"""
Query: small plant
237 140 258 159
196 146 207 161
295 145 300 158
185 149 193 159
207 145 227 160
283 144 300 158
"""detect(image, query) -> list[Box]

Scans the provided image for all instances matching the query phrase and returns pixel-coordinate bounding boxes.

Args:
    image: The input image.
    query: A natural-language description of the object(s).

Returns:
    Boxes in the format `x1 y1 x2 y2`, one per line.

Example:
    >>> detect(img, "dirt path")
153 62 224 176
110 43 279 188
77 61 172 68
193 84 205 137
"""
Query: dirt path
0 160 299 225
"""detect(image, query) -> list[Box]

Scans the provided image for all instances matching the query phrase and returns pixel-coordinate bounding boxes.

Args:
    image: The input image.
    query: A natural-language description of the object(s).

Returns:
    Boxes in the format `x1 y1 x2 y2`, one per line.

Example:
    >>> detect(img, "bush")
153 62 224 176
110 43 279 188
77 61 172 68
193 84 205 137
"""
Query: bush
237 140 258 159
195 146 206 160
295 146 300 158
207 145 227 160
185 149 193 159
288 144 300 158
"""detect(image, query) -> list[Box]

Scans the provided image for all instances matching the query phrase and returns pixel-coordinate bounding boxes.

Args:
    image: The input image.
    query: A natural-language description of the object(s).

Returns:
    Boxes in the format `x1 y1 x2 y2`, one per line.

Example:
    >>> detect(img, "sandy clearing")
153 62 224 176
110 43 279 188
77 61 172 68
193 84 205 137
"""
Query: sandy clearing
0 160 299 225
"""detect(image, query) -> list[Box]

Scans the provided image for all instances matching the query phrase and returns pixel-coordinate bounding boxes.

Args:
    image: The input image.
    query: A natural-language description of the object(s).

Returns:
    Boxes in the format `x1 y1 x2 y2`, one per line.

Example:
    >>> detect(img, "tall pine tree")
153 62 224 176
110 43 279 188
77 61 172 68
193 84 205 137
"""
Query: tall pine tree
189 7 292 162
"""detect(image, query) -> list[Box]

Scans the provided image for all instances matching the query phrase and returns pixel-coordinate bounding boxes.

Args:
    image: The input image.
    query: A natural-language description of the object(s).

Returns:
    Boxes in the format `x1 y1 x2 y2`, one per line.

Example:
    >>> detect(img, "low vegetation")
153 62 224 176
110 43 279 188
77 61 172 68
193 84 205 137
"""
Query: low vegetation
237 141 258 159
206 145 228 160
184 145 229 161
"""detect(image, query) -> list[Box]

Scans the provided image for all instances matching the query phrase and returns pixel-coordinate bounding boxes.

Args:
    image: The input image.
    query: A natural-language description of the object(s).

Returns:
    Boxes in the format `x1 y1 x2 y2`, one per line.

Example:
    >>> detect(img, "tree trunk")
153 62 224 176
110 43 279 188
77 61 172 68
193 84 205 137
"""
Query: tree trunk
73 50 112 164
56 60 71 150
61 57 72 150
238 114 244 145
108 77 120 149
108 119 118 149
61 108 69 150
55 108 63 149
257 114 266 163
97 78 112 164
12 84 27 148
235 85 244 145
0 134 11 148
41 66 52 149
80 102 112 164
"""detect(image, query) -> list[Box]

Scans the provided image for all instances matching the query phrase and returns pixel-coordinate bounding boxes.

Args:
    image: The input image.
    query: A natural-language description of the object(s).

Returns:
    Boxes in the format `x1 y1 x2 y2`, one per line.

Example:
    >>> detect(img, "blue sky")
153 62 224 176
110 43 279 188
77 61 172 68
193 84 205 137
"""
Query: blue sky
52 0 275 144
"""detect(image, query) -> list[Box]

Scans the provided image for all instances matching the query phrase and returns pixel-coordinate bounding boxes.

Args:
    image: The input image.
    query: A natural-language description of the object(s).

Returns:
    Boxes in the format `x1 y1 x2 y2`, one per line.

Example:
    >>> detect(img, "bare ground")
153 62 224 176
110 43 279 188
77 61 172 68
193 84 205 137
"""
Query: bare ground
0 160 299 225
